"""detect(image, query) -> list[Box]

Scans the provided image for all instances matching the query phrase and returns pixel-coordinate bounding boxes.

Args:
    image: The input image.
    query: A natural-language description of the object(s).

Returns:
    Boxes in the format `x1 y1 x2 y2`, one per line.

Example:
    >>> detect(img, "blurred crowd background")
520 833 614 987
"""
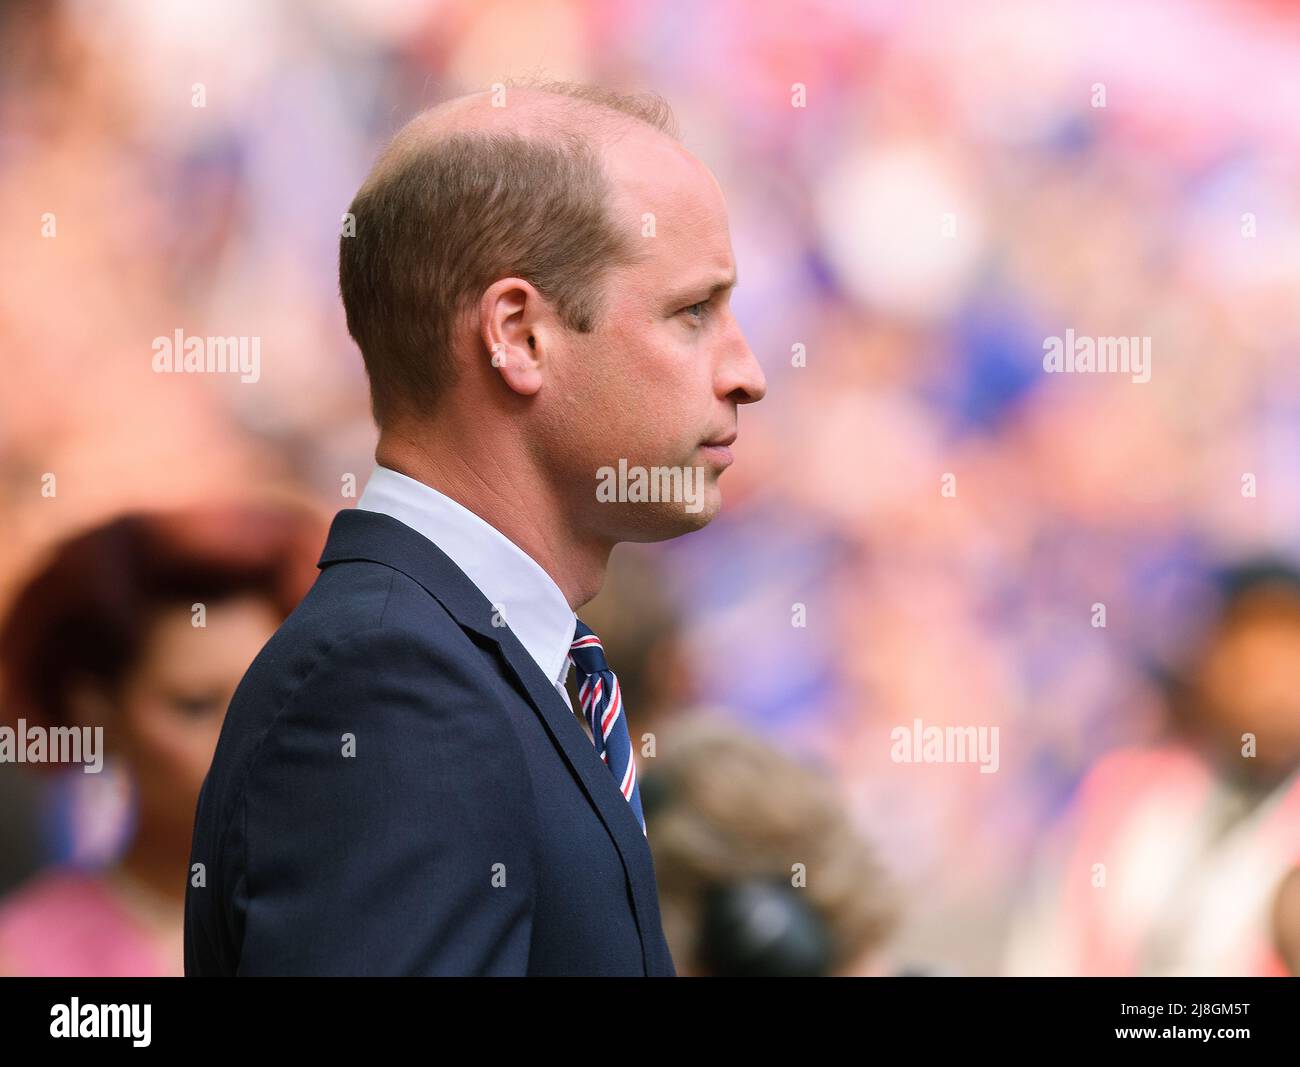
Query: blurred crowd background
2 0 1299 976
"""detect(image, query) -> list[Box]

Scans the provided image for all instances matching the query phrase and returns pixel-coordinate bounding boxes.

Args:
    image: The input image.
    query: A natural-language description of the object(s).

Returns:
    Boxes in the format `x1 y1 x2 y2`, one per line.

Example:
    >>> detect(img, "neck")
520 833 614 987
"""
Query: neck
376 425 612 610
116 824 187 909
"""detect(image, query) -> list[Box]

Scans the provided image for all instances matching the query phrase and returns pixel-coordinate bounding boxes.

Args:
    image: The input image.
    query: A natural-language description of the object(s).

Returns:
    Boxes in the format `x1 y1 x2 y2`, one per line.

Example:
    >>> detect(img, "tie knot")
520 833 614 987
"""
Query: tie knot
569 619 610 678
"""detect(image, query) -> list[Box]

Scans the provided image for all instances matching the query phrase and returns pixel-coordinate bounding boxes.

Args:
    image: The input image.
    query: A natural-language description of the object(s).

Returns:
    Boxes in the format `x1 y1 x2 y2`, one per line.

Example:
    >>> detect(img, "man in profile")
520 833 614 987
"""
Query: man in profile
185 79 766 976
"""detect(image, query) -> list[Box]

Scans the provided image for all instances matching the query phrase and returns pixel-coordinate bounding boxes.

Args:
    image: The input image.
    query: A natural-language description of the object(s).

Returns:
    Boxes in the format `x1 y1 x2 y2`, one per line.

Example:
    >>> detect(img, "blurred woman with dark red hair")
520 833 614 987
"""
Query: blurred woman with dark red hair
0 502 325 976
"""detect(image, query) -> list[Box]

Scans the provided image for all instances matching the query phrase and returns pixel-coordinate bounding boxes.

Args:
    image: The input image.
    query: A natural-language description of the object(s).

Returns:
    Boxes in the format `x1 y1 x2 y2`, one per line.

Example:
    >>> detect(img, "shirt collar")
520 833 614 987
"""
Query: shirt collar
355 463 576 690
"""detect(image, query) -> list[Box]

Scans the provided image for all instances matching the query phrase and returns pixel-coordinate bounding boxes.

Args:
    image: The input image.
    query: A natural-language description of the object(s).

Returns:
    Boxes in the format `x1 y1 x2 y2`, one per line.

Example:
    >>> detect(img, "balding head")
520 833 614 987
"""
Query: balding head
384 81 680 159
339 79 681 428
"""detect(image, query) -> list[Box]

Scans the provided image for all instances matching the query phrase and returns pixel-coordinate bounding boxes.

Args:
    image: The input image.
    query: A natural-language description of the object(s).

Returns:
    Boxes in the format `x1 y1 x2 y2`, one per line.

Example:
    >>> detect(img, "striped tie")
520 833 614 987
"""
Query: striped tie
568 620 646 837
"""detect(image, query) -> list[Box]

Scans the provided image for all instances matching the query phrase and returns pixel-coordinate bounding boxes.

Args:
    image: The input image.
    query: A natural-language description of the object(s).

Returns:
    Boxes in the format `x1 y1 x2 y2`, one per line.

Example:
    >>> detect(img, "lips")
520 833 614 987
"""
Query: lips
699 432 736 468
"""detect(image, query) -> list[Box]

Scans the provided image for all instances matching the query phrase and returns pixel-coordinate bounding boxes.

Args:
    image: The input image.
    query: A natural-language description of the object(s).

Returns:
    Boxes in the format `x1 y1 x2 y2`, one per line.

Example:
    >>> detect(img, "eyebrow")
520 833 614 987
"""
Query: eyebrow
666 274 738 307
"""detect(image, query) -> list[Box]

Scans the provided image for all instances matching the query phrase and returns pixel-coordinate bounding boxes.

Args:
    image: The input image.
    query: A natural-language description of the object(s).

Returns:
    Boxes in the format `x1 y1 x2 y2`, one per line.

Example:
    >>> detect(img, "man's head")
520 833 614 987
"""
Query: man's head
339 79 766 544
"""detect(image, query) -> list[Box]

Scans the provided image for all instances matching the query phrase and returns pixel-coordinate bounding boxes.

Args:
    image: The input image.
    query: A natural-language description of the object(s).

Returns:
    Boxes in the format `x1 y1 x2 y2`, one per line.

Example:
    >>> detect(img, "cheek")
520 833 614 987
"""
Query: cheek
558 333 636 444
125 698 223 781
565 320 704 459
623 328 701 411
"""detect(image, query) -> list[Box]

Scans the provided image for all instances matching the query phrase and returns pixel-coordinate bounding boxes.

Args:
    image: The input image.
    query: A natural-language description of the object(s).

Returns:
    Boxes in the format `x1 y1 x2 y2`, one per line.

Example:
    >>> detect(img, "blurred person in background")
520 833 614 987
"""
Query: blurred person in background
644 716 900 977
1272 865 1300 975
585 552 909 975
0 503 324 976
1003 559 1300 976
576 546 696 744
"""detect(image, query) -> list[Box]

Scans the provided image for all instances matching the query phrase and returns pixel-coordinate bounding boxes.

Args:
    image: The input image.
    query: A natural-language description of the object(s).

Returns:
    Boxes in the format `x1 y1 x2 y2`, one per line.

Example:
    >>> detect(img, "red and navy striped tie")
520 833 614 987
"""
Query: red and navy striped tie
569 620 646 837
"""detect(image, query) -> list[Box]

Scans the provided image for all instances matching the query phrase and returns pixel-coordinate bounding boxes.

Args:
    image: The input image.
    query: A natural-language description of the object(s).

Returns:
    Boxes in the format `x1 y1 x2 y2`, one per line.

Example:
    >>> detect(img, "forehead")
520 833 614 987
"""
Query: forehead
600 129 735 283
138 598 277 676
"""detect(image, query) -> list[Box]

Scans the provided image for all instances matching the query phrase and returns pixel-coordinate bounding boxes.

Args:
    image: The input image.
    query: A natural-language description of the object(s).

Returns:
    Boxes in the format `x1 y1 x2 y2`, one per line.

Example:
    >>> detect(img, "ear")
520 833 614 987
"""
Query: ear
479 277 547 397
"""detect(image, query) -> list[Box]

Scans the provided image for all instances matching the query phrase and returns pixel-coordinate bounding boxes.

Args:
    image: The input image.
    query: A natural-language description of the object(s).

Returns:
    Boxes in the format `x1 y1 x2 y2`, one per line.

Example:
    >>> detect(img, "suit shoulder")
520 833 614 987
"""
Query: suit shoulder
301 558 480 642
195 561 494 832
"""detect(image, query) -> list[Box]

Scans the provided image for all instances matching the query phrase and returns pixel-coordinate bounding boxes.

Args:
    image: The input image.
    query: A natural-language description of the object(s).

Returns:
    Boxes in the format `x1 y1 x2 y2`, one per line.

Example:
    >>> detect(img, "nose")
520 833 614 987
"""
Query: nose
717 317 767 406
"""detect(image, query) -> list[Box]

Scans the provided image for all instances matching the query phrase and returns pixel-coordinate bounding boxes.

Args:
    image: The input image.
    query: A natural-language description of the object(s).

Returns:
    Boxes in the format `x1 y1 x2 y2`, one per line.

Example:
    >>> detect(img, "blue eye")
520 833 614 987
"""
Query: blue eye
681 300 709 321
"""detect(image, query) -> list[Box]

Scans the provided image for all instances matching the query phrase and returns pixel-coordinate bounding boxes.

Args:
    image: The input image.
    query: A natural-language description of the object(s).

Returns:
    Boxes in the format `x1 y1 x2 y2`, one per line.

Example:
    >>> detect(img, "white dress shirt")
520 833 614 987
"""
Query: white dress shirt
355 463 578 712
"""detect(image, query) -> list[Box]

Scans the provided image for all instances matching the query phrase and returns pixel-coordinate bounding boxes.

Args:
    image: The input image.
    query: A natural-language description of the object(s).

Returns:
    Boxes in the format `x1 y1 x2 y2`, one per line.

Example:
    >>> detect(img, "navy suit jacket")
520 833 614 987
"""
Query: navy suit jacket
184 507 676 976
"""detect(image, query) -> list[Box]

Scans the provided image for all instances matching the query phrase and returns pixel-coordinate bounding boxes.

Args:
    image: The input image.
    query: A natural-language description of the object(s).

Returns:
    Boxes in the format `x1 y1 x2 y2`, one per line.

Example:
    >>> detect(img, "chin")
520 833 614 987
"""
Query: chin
675 499 720 533
672 480 723 531
613 492 722 543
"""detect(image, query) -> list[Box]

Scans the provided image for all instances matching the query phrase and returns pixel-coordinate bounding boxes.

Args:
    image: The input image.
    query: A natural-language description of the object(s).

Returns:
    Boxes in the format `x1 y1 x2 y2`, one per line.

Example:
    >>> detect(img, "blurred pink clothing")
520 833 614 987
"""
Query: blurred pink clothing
1005 745 1300 976
0 868 182 977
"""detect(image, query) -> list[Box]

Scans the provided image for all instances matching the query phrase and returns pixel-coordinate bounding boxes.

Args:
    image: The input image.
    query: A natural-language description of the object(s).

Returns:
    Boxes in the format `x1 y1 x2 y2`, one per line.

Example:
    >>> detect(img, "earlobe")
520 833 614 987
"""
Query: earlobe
493 335 545 397
480 277 545 396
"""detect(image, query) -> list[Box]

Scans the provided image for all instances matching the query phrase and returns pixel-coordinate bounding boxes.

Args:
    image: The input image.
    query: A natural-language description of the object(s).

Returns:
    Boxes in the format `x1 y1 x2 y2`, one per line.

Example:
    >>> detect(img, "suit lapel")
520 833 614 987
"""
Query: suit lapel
318 507 656 973
488 630 657 971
